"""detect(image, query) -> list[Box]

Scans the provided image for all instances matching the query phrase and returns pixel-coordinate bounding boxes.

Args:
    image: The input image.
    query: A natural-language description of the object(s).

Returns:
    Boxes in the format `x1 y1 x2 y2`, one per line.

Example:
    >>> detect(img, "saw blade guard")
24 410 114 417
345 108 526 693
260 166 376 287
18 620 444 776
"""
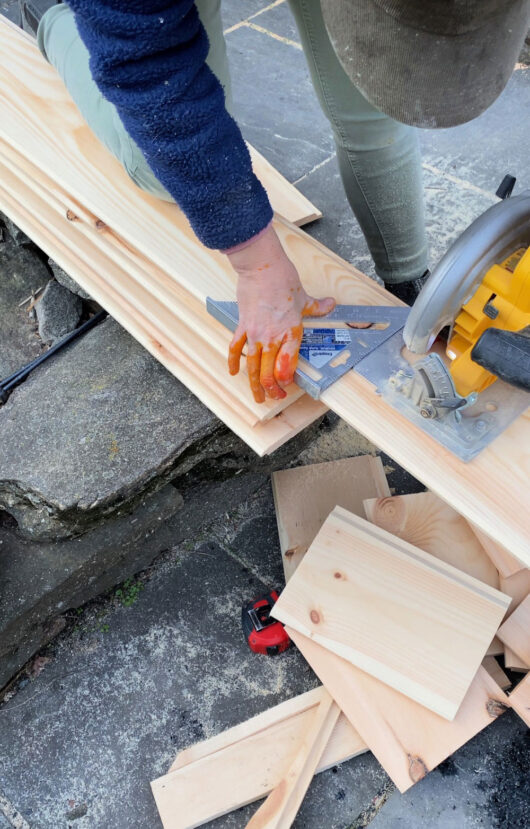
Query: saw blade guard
404 190 530 354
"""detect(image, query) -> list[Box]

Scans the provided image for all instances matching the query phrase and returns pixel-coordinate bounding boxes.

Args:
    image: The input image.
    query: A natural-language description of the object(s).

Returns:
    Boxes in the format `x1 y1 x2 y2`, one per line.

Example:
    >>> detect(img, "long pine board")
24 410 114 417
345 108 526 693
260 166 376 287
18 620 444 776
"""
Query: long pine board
152 687 367 829
363 493 499 587
288 630 510 792
272 456 390 582
1 17 529 561
0 170 326 456
273 507 510 720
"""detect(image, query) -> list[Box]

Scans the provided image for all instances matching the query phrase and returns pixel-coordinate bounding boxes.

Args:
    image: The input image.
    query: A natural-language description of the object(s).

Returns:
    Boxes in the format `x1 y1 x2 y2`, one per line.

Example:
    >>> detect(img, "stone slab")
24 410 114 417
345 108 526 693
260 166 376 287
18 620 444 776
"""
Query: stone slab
0 484 183 690
0 317 224 539
36 279 83 345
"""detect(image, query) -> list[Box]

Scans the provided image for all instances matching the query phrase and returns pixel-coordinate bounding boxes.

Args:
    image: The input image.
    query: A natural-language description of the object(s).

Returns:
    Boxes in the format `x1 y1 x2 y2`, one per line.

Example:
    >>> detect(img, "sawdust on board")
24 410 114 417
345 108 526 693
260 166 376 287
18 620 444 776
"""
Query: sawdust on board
297 418 378 465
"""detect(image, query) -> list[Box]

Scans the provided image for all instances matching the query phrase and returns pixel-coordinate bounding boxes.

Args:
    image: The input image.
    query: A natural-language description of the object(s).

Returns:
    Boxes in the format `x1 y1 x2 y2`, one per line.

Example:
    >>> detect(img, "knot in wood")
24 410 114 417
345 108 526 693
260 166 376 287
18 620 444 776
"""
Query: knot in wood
407 754 428 783
66 209 78 221
310 609 320 624
486 698 509 718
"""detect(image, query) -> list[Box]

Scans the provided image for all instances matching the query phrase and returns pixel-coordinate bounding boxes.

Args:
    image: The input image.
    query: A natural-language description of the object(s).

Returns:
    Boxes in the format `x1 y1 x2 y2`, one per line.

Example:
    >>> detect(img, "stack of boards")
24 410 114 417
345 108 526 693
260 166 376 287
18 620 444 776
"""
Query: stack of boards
0 18 528 558
152 457 529 828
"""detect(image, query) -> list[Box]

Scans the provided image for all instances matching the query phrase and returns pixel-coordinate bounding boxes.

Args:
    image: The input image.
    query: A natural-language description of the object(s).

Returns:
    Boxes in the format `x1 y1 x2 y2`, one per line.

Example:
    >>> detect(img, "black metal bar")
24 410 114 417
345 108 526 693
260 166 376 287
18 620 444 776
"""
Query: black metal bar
0 310 107 401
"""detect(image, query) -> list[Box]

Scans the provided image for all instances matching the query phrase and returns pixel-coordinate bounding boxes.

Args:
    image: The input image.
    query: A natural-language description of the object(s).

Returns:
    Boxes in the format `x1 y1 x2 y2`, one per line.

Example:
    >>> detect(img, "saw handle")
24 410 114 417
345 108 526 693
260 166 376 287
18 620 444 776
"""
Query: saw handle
471 327 530 392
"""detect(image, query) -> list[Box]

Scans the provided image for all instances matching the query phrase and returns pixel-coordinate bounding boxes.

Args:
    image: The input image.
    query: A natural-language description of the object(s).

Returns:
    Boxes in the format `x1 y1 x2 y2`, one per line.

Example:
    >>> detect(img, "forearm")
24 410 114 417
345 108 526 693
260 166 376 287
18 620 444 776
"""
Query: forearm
66 0 272 248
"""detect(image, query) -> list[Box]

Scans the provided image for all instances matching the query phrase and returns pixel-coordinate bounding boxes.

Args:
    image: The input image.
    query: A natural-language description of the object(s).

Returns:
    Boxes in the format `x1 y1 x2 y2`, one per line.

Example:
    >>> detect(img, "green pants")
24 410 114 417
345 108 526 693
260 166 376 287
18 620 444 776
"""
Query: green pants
38 0 427 283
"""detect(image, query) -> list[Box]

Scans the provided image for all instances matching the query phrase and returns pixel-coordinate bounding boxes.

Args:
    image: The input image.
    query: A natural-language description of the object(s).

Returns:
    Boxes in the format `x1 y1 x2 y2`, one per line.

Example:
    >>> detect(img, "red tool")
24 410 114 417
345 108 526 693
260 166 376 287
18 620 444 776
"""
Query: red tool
241 591 291 656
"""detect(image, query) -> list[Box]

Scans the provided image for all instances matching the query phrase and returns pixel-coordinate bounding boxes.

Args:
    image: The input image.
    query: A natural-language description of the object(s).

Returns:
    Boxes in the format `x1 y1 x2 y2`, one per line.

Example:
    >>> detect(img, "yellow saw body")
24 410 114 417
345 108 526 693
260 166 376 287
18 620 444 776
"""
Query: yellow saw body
447 246 530 396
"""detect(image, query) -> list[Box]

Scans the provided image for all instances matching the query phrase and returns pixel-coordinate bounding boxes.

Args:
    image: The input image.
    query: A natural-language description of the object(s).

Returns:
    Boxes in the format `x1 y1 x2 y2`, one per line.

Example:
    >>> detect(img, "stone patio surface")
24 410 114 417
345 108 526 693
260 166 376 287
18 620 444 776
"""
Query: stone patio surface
0 2 529 828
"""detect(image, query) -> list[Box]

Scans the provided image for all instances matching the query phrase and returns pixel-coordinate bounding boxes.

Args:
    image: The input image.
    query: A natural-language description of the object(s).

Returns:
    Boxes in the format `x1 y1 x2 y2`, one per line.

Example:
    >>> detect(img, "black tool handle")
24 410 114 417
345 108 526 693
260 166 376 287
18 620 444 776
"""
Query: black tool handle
471 327 530 391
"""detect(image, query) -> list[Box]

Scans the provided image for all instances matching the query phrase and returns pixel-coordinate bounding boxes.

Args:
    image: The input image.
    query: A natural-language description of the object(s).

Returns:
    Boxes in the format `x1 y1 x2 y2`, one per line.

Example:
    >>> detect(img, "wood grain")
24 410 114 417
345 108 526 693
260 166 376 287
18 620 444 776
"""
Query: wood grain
509 674 530 727
245 690 340 829
363 493 499 588
273 507 510 720
152 687 367 829
289 629 510 792
272 456 390 582
1 18 529 560
468 525 526 578
248 144 322 226
496 595 530 667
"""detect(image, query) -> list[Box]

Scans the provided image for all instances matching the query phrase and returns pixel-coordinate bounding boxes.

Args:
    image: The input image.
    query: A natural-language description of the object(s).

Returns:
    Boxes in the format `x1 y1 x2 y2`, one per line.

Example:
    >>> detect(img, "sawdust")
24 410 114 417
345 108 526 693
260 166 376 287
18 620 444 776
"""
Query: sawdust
297 417 378 465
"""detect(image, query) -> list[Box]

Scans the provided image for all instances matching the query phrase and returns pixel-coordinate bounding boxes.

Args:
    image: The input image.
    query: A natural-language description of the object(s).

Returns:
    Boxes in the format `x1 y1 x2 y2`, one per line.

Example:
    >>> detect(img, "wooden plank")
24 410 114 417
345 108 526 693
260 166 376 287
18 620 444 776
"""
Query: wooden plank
499 569 530 670
363 493 499 588
288 629 510 792
0 172 327 457
0 140 307 427
496 595 530 667
245 690 340 829
468 524 525 578
273 507 510 720
248 144 322 227
509 674 530 727
272 456 390 582
482 656 511 690
1 17 529 561
152 687 367 829
486 637 504 657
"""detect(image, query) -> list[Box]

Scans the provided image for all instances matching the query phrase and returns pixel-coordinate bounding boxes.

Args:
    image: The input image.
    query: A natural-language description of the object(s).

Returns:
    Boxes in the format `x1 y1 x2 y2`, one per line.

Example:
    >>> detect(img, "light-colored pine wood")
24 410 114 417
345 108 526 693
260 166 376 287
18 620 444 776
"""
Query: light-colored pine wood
272 456 390 582
509 674 530 727
0 169 327 456
0 140 307 427
468 524 526 578
363 493 499 588
1 17 529 561
248 144 322 227
499 569 530 670
245 690 340 829
273 507 510 720
486 637 504 657
152 687 367 829
288 629 510 792
496 595 530 667
482 656 511 690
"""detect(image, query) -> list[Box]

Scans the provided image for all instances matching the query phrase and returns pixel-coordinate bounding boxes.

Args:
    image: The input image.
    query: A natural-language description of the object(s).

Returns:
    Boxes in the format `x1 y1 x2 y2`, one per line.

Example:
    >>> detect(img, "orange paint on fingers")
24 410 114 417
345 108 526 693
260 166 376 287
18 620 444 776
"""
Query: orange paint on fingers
247 345 265 404
228 329 247 376
260 343 286 400
275 325 303 387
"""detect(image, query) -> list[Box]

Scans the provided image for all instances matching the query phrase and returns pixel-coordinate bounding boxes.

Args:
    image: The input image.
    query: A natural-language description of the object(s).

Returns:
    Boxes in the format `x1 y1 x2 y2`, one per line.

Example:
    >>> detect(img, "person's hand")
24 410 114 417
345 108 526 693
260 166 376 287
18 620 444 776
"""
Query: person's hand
226 225 335 403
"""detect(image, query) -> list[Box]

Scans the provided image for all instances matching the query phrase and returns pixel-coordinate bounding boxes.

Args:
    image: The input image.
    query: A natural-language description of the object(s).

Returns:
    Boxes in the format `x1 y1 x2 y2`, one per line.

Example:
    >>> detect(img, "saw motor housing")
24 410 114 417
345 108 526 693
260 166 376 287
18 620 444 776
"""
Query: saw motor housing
446 245 530 397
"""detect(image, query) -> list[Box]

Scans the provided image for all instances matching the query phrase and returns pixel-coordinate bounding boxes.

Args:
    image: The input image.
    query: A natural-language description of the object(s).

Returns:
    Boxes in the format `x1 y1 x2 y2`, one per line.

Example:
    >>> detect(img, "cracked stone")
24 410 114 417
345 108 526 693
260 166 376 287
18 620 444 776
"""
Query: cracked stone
36 279 83 345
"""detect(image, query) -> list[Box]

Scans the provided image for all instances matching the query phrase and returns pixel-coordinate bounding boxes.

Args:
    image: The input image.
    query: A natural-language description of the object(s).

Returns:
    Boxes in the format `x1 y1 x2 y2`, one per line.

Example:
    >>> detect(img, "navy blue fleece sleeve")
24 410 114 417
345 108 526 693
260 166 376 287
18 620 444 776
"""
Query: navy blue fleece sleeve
66 0 273 249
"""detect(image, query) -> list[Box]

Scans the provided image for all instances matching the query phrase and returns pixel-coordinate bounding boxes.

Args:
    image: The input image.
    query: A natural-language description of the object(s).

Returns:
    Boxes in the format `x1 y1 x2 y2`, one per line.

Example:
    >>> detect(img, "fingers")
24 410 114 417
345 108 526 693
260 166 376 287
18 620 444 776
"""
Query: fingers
228 326 247 376
247 343 265 404
302 296 336 318
275 324 303 388
260 343 286 400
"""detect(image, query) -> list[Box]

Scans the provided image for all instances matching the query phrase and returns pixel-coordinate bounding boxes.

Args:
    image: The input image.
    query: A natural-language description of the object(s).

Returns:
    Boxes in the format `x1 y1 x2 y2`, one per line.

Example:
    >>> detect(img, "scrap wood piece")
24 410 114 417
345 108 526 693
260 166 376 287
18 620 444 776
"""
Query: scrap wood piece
1 17 529 560
288 629 510 792
468 524 525 579
482 656 511 690
273 507 510 720
509 674 530 727
499 569 530 669
363 492 499 587
245 690 340 829
272 456 390 582
152 687 367 829
486 637 504 656
496 595 530 667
